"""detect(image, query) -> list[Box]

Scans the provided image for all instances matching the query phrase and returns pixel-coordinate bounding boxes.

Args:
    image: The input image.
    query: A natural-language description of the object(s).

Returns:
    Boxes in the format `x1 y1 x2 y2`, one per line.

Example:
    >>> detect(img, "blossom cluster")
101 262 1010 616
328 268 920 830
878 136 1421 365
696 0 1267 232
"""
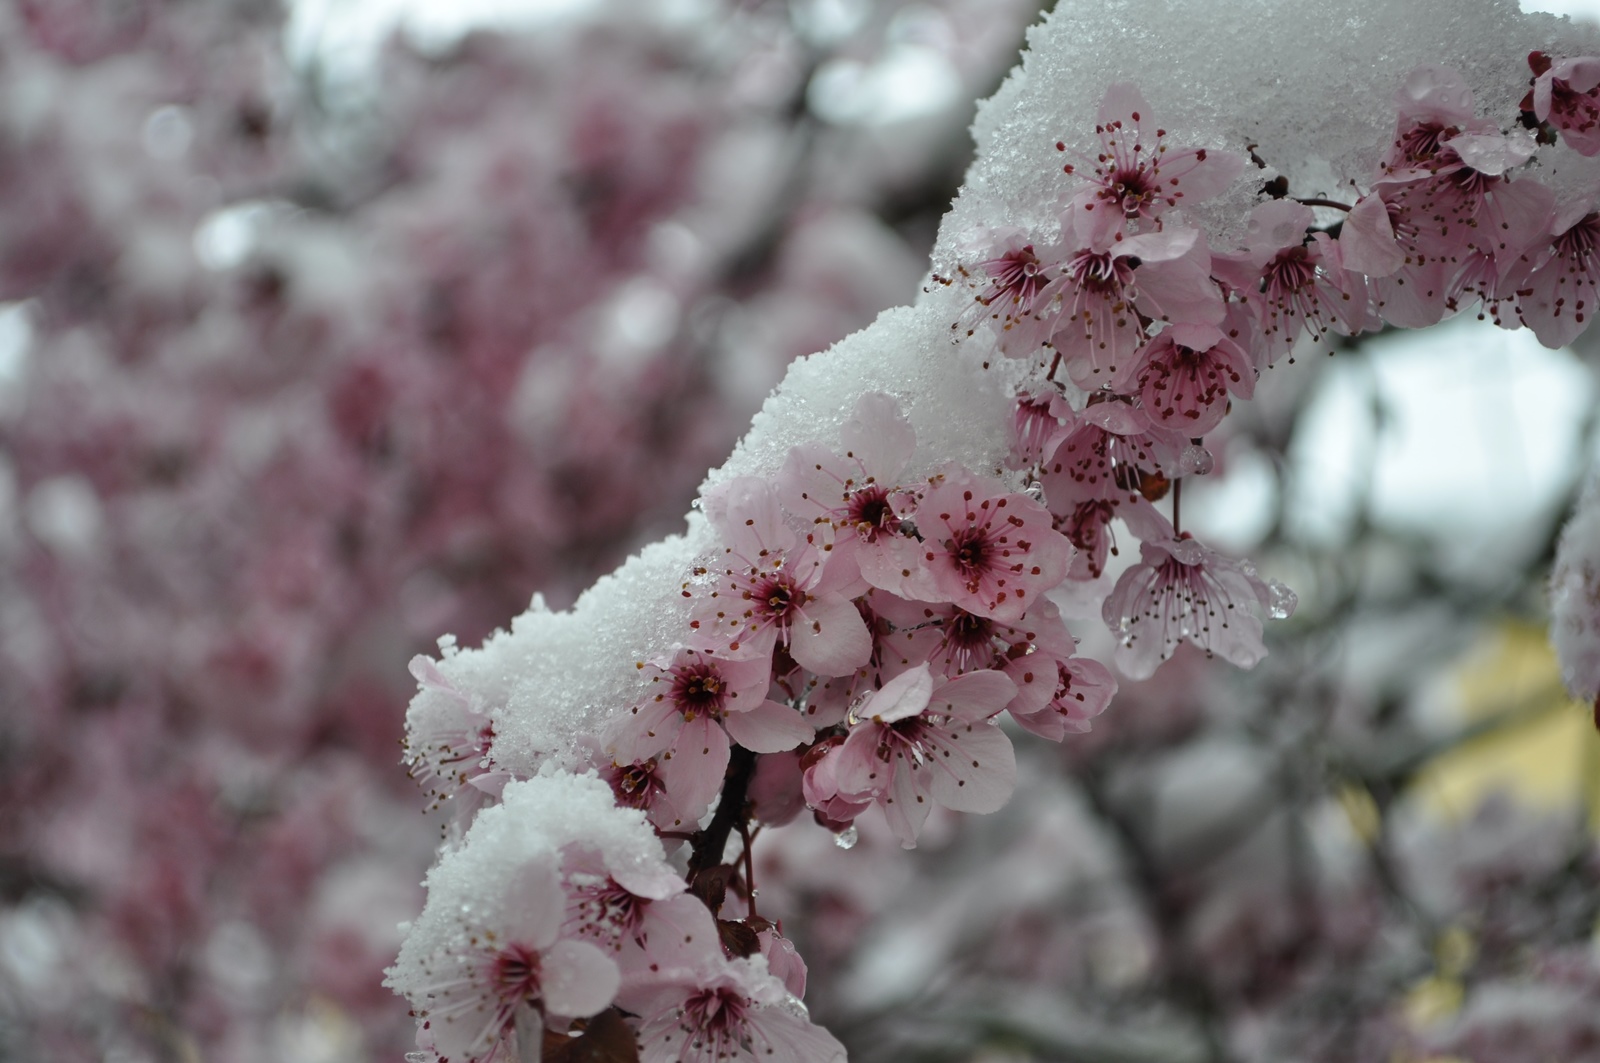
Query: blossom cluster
392 35 1600 1061
945 57 1600 677
391 390 1122 1058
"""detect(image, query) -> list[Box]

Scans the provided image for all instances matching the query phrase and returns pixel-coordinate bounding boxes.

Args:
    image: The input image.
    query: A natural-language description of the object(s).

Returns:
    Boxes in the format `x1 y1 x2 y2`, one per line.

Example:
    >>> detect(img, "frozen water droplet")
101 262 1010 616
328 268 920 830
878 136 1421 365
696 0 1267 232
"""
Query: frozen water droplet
1267 579 1297 620
1179 444 1214 476
691 497 703 509
1023 480 1045 502
834 825 859 850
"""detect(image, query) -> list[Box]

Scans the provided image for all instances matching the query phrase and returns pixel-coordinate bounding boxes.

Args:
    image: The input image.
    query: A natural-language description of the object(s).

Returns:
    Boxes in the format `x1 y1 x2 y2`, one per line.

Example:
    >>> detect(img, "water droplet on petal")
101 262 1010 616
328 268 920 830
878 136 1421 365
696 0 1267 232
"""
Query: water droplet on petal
1179 444 1214 476
833 825 859 850
1267 579 1297 620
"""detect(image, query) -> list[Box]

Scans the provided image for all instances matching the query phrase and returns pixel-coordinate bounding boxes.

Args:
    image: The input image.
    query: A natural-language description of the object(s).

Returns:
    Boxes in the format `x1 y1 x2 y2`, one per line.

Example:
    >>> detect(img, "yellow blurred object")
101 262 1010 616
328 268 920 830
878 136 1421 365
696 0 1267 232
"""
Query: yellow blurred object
1402 972 1463 1028
1336 782 1382 843
1433 924 1474 976
1409 621 1600 826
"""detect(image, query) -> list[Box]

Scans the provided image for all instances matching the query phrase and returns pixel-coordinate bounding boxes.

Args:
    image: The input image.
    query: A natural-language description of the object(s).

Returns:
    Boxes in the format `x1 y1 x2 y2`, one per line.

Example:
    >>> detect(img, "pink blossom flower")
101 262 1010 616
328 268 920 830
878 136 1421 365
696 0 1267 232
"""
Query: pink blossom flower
1123 321 1255 434
560 843 687 955
1213 201 1374 362
1038 400 1185 509
1049 222 1224 387
604 648 813 822
874 592 1076 720
691 477 871 677
1526 51 1600 157
1367 138 1552 330
800 732 875 831
1514 203 1600 348
634 956 846 1063
911 466 1073 624
397 854 620 1063
1008 389 1074 469
1008 655 1118 741
797 593 905 729
403 655 509 816
777 391 925 598
1101 526 1295 679
830 664 1018 848
946 228 1068 357
1061 81 1244 231
589 747 697 835
1380 65 1486 173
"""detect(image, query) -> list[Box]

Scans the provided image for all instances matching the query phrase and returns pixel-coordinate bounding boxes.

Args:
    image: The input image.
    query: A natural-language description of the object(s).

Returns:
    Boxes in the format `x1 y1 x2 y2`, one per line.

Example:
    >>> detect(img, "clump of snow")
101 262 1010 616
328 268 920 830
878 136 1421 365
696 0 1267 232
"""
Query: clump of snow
387 773 669 990
941 0 1600 262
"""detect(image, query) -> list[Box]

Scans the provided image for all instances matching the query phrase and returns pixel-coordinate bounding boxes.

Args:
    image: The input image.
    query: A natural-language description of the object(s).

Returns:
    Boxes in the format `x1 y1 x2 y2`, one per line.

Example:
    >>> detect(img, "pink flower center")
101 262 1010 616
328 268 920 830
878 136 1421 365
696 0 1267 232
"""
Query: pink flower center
1556 212 1600 264
1066 249 1133 294
875 716 933 762
607 759 667 810
680 987 752 1047
1395 121 1456 166
846 484 899 540
669 662 727 720
1102 166 1159 216
574 877 644 940
948 525 996 588
746 571 804 628
941 610 998 672
1262 245 1316 298
984 246 1047 307
490 944 542 1004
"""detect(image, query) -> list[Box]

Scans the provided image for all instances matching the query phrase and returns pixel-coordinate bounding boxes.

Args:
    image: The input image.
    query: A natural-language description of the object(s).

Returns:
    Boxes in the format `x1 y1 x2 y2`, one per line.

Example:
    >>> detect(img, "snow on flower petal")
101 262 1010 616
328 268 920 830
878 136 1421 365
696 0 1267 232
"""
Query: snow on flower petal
387 774 685 1058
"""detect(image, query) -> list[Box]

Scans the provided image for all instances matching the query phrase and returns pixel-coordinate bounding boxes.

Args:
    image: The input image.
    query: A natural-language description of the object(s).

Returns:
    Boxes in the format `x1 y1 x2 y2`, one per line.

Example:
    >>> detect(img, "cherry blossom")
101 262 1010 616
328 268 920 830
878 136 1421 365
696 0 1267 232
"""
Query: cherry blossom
634 955 846 1063
1008 654 1118 741
912 465 1073 623
1049 221 1224 386
1062 81 1245 233
874 592 1077 720
691 477 872 677
1101 526 1295 679
404 656 508 818
1214 200 1375 361
394 853 620 1063
1039 401 1185 508
947 228 1068 357
777 392 926 598
1381 64 1490 173
1008 389 1074 469
605 648 812 821
830 664 1019 847
1123 321 1256 434
1514 203 1600 348
1526 51 1600 157
595 752 692 833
